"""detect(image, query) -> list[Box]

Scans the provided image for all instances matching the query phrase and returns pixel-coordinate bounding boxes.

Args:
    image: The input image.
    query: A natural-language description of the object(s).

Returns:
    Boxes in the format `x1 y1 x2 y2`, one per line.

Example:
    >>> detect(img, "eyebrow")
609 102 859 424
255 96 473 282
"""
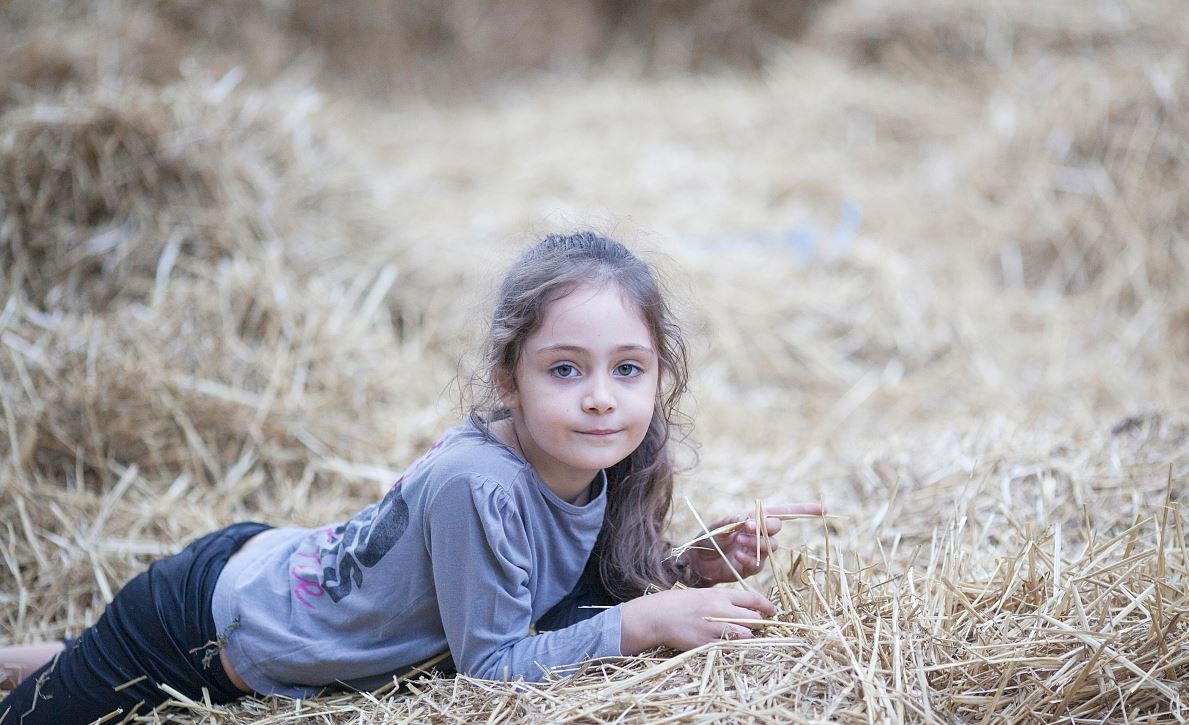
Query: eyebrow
534 343 655 356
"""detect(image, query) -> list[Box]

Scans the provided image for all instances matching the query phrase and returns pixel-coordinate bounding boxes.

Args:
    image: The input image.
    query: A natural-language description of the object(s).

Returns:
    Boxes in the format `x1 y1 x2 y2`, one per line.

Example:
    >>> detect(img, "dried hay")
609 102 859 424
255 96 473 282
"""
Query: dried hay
808 0 1188 298
0 26 98 102
808 0 1181 82
287 0 830 93
679 242 952 398
0 1 293 94
116 413 1184 723
0 256 431 494
977 58 1188 299
2 0 830 100
2 0 1188 722
0 76 374 311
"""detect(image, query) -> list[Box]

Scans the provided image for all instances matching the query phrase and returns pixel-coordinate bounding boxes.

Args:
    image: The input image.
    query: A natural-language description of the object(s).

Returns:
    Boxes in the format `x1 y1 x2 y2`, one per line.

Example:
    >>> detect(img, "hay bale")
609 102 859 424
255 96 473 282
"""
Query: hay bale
0 28 98 101
0 256 441 496
808 0 1180 81
2 0 831 101
0 254 457 633
608 0 829 74
0 77 374 311
0 93 229 309
0 0 292 91
288 0 830 94
981 59 1188 300
288 0 610 94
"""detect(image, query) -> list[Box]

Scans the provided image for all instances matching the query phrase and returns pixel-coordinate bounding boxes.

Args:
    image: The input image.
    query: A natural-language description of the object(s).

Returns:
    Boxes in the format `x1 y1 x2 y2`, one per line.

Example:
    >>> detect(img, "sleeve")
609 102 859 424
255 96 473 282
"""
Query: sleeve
535 554 616 631
426 474 624 682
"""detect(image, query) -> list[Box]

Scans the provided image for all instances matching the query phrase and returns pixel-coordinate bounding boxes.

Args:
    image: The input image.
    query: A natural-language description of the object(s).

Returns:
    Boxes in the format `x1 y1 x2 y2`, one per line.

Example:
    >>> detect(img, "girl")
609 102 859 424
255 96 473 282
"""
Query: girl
1 232 822 723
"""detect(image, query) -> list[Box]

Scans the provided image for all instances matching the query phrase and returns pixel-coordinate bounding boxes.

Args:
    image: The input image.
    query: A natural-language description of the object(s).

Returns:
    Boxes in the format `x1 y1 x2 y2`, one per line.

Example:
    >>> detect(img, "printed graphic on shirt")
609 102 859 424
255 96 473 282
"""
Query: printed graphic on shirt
288 438 444 607
319 483 411 601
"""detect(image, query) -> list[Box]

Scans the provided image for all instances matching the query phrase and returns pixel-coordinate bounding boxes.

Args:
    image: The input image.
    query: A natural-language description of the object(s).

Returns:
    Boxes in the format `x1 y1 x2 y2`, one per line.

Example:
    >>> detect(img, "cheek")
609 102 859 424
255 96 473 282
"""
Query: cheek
528 390 569 424
629 398 657 431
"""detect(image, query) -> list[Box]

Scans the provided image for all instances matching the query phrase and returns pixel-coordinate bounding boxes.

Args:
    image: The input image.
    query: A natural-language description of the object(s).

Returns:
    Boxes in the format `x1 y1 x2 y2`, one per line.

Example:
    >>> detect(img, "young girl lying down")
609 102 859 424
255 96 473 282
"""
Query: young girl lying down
0 232 822 723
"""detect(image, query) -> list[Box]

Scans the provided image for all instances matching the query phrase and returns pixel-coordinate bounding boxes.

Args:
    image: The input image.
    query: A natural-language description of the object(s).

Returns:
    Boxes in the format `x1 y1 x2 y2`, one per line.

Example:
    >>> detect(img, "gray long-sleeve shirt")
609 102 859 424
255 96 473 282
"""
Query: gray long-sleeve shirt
211 420 622 696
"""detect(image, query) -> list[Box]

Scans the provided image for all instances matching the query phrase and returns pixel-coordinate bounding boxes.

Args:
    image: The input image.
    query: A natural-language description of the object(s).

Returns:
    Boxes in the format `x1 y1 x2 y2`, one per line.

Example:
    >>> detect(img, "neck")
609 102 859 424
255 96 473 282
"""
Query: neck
493 417 598 504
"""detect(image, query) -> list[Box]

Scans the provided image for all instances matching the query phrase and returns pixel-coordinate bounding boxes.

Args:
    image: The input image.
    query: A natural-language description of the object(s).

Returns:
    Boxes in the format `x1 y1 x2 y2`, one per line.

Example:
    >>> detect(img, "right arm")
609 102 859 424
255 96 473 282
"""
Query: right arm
427 475 776 677
427 475 622 681
535 541 778 653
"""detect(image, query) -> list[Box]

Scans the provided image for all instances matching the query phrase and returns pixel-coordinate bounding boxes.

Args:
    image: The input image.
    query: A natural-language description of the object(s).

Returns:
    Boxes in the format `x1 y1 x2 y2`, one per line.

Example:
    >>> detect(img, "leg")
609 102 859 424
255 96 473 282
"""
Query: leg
0 642 65 690
1 522 269 723
1 590 163 723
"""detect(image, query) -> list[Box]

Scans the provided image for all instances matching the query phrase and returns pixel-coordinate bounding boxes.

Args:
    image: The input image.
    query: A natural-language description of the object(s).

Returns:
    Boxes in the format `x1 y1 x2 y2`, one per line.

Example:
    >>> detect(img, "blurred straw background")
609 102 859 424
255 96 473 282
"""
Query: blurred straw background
1 0 1186 722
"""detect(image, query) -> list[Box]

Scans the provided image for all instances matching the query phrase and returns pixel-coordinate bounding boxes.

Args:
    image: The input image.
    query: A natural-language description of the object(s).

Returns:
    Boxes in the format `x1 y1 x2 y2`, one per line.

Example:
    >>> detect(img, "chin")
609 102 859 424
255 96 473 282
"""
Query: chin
567 453 625 473
596 451 635 470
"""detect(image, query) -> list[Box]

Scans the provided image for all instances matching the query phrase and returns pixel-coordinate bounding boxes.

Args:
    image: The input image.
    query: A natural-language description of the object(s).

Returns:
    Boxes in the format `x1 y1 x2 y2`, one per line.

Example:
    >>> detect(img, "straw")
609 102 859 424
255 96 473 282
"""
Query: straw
2 1 1186 722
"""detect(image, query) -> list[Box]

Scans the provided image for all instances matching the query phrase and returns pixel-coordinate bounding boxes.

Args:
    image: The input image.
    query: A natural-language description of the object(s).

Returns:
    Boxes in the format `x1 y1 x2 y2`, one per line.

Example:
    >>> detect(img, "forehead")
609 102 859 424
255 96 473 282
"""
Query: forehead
528 283 653 349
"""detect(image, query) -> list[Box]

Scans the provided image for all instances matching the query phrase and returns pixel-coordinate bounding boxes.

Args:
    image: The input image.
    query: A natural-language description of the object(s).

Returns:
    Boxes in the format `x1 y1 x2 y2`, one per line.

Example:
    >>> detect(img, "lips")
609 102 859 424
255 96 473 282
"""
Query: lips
580 429 620 436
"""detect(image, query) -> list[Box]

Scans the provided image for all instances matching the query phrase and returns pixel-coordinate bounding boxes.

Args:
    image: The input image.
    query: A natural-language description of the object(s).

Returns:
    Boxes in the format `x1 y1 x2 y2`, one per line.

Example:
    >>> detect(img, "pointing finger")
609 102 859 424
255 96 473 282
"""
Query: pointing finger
764 503 825 517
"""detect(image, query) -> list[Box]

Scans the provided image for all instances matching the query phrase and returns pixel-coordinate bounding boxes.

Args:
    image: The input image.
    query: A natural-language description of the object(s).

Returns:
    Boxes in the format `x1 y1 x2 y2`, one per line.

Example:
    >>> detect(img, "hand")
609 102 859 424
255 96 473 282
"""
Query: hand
686 502 824 586
620 588 777 654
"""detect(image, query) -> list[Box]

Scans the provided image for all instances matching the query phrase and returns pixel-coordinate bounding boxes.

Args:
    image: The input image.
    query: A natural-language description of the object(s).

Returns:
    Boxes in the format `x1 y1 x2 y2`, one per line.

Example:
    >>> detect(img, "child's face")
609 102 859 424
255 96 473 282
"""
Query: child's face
504 282 659 496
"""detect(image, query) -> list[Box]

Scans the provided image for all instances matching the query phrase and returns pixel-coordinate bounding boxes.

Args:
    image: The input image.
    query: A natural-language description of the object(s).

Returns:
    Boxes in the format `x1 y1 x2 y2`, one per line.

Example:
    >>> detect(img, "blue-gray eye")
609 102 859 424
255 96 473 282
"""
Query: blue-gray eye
615 363 642 377
551 364 578 378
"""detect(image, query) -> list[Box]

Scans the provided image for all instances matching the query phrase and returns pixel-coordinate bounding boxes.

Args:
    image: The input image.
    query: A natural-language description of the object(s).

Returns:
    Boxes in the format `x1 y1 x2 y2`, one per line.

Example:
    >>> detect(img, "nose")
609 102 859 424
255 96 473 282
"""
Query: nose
583 375 616 414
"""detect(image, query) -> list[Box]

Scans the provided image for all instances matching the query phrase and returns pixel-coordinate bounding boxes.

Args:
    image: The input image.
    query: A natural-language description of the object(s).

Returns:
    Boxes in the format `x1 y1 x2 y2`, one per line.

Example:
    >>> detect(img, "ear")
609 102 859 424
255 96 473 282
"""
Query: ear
496 368 519 410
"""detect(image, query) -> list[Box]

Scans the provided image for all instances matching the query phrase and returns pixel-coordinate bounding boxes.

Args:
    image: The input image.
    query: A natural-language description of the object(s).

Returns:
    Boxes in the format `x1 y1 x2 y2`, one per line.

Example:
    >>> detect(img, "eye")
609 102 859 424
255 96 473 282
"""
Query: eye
550 363 579 378
614 363 643 377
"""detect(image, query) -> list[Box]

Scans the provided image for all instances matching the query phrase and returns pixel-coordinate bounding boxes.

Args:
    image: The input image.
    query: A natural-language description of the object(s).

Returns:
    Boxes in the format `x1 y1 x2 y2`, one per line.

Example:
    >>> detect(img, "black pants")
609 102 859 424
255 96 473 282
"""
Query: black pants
0 522 270 725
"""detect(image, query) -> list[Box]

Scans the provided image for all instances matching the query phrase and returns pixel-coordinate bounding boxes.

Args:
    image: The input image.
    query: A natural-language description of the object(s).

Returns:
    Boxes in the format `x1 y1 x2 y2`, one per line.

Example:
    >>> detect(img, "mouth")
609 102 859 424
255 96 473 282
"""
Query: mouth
580 429 620 436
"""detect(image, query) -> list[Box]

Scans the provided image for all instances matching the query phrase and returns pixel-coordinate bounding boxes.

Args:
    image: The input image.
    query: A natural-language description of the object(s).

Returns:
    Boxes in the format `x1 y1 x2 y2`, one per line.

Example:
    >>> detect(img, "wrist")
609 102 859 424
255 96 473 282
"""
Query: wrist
620 596 664 654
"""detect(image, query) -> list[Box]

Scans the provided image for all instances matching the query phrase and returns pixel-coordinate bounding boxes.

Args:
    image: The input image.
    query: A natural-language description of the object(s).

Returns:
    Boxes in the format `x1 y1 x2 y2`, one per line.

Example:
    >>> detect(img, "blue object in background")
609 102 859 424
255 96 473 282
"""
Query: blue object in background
785 222 823 263
830 199 862 257
782 199 862 263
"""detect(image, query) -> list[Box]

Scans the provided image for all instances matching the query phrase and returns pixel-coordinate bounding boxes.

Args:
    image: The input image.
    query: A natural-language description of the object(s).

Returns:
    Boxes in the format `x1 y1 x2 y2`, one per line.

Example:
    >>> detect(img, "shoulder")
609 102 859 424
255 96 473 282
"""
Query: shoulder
425 421 525 482
422 466 533 559
417 422 530 511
